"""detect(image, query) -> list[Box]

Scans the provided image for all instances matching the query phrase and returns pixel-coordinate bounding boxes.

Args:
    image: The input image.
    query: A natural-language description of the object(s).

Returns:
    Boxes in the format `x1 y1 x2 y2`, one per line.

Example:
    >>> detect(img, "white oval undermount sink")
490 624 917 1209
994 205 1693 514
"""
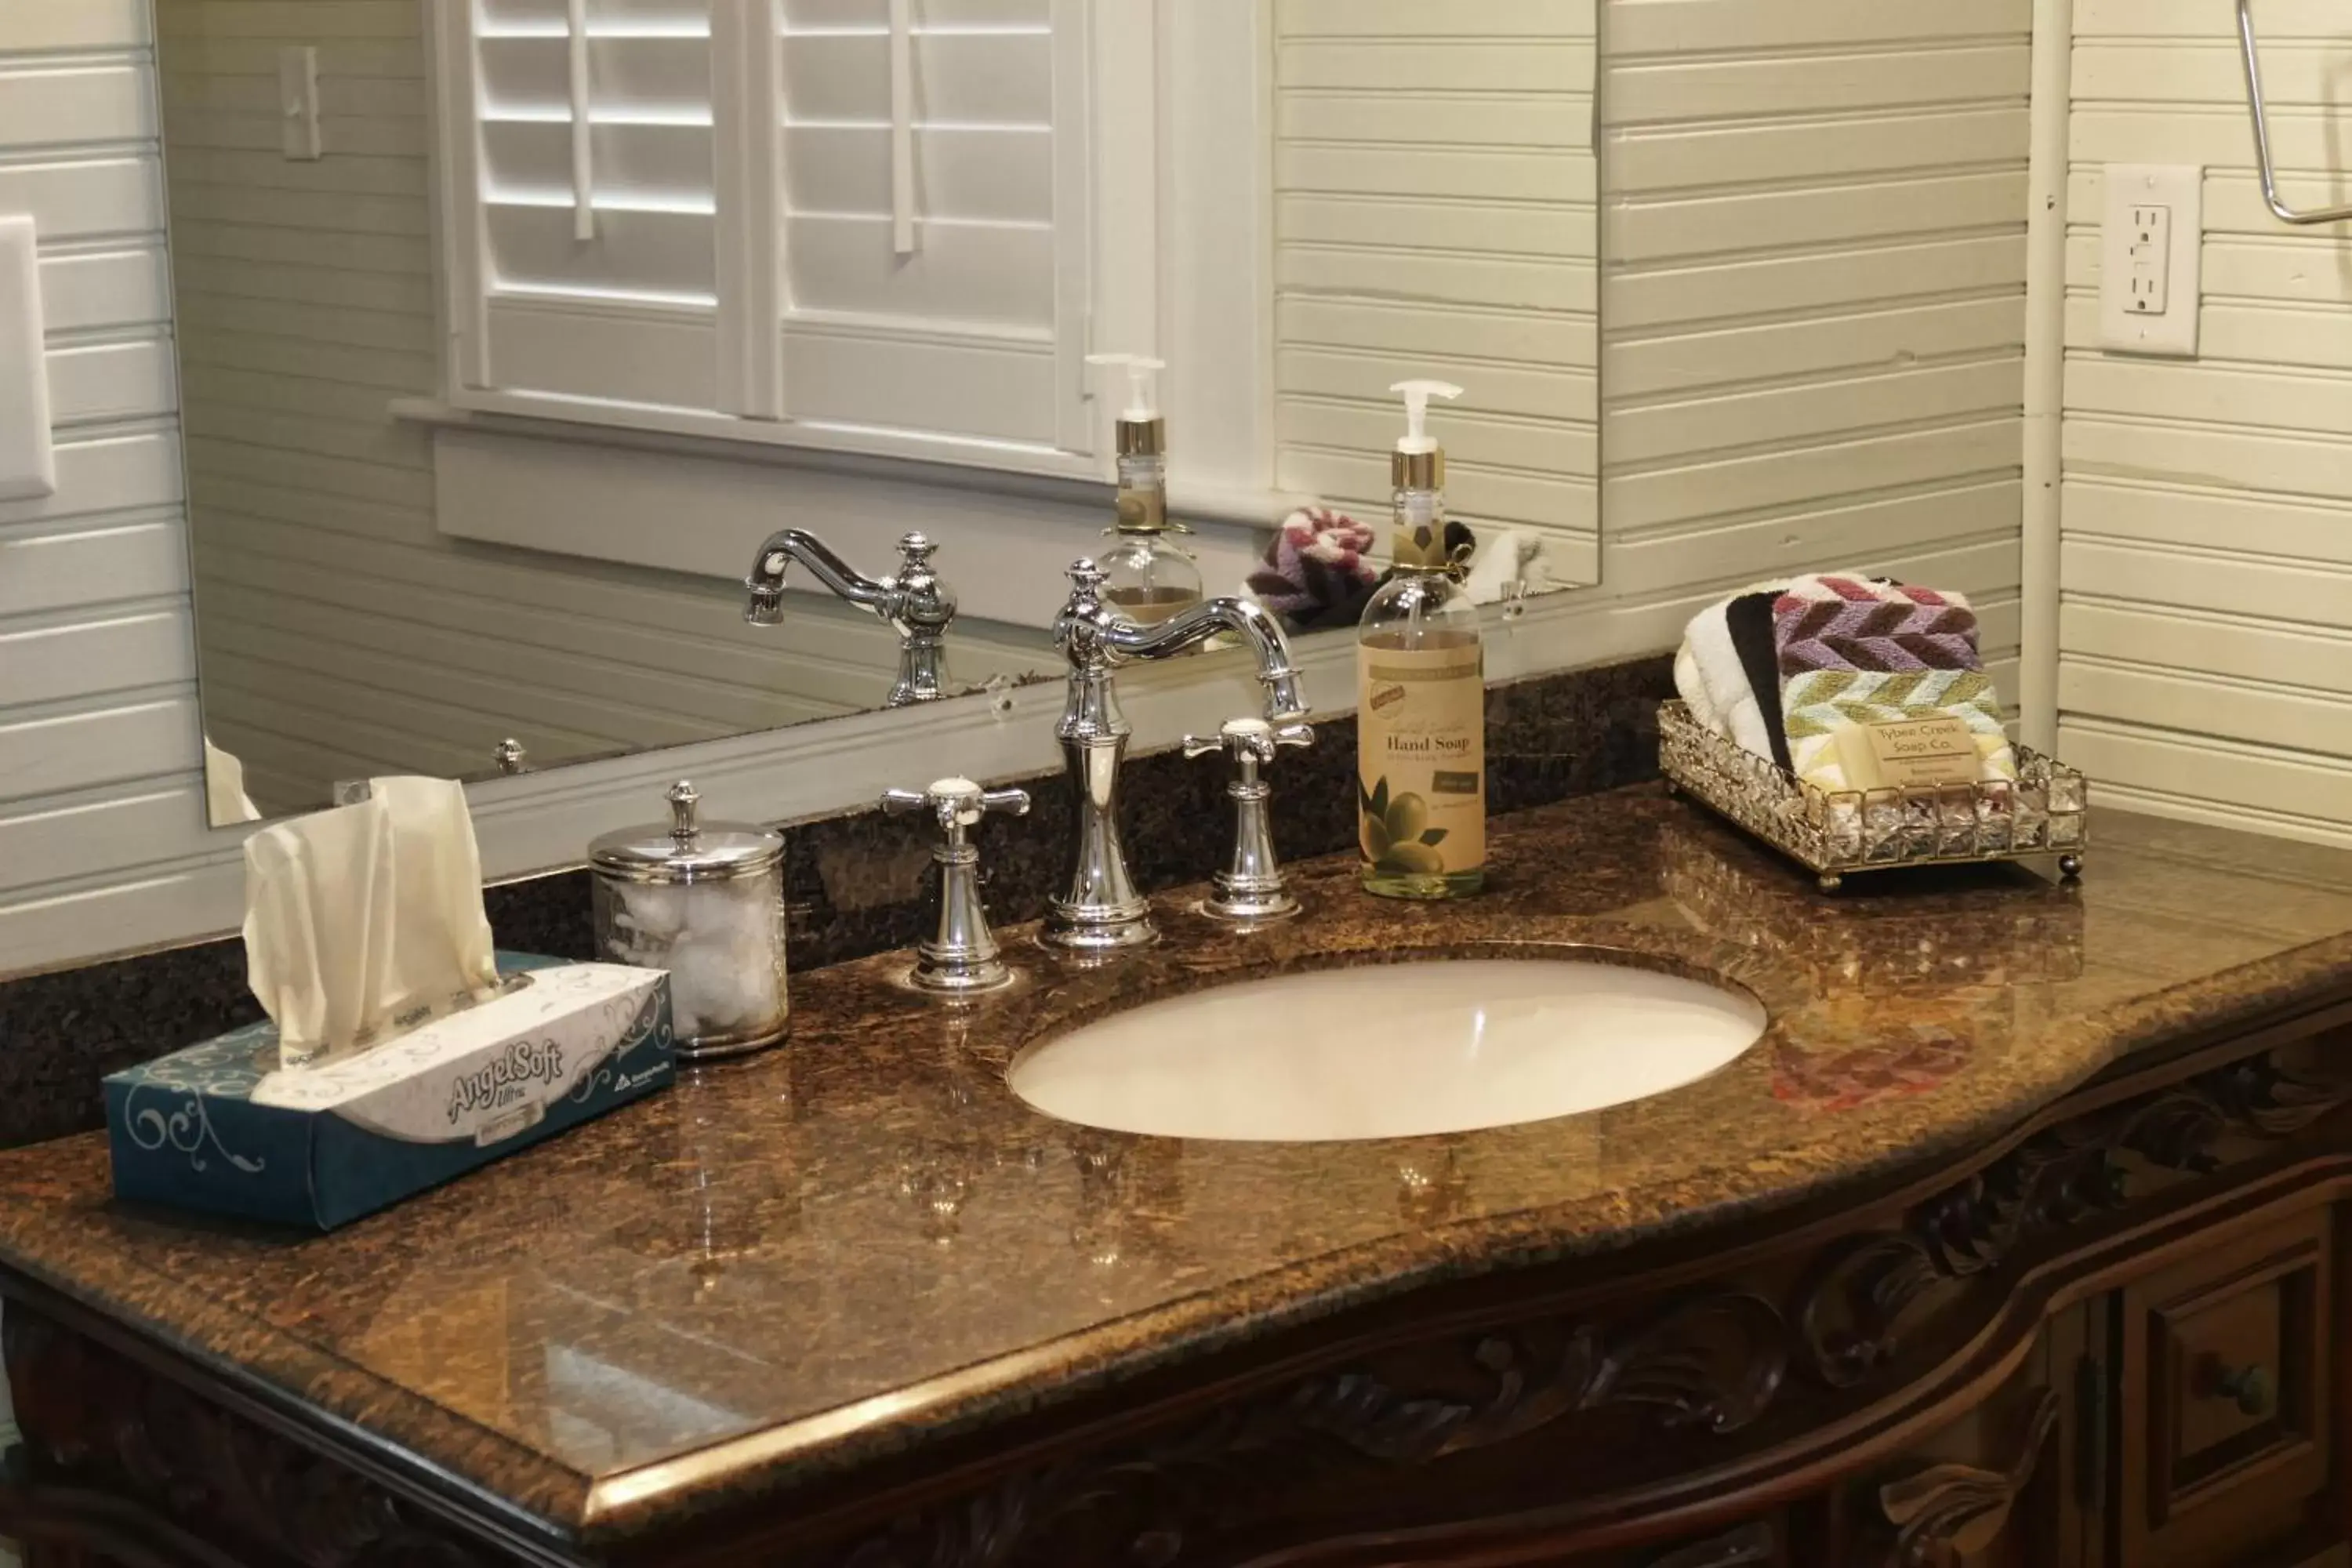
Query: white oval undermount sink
1008 958 1768 1143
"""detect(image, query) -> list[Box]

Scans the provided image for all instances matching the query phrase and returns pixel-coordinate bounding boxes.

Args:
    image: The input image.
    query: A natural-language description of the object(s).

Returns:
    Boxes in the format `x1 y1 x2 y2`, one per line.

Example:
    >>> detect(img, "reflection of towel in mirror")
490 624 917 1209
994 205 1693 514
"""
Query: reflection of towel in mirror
1247 507 1378 633
1771 576 2016 792
1674 586 1788 766
1462 528 1543 605
204 735 264 823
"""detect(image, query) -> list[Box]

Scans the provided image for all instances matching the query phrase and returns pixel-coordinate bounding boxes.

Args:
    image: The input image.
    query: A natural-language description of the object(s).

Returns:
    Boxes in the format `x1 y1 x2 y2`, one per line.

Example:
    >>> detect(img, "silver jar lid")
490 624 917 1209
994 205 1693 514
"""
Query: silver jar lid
589 782 785 884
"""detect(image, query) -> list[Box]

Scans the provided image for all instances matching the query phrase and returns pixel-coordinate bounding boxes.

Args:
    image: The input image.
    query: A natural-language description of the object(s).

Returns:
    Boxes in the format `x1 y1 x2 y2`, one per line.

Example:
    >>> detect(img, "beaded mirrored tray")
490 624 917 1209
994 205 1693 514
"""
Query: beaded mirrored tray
1658 700 2086 893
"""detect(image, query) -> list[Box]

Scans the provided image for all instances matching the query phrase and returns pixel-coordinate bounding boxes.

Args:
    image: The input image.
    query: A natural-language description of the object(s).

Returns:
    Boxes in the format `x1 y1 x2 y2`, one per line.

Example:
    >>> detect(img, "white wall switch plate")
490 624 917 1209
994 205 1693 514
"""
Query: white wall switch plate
2100 163 2201 357
280 45 322 161
0 215 55 502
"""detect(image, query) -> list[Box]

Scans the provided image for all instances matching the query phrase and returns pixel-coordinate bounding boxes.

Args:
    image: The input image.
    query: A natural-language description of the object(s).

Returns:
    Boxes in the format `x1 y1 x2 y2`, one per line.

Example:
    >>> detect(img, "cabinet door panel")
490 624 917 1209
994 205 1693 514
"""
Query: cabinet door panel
2118 1204 2333 1568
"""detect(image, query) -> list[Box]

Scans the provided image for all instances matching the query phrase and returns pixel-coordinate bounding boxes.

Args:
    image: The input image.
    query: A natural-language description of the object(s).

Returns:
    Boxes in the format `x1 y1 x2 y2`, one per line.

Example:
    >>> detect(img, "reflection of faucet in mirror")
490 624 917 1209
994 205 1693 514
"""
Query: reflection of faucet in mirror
1047 559 1309 953
742 530 957 709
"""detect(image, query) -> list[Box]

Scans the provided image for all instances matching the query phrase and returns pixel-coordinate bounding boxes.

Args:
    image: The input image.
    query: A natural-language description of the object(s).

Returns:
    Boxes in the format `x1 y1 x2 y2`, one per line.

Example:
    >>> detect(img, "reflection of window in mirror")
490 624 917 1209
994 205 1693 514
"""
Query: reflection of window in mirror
423 0 1602 557
147 0 1598 829
432 0 1134 477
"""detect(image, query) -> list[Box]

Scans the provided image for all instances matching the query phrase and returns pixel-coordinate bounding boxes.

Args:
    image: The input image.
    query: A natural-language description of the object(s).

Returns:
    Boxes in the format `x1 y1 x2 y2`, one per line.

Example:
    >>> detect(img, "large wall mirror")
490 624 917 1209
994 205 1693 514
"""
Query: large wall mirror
157 0 1602 826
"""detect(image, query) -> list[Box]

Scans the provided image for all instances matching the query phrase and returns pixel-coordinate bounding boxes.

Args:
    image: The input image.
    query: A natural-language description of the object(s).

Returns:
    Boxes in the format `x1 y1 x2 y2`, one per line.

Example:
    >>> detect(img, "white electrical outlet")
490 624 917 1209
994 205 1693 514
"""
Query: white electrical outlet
2100 164 2200 356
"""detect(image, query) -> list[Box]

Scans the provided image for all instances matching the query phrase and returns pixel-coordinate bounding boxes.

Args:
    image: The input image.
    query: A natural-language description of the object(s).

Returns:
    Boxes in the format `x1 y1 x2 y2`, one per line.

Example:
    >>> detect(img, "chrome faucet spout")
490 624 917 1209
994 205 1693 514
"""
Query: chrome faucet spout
1094 596 1308 724
1044 560 1311 953
742 530 958 706
744 529 891 622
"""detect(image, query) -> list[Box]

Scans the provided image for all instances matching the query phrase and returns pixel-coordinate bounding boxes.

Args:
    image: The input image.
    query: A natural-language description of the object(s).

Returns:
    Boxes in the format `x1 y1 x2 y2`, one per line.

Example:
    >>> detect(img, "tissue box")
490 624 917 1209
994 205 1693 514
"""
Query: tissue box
104 954 674 1231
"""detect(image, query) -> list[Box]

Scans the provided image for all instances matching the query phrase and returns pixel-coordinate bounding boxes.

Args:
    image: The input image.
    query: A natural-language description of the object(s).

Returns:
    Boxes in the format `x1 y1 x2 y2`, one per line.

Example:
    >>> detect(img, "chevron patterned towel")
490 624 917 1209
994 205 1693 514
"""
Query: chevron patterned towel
1774 575 1983 678
1773 575 2016 793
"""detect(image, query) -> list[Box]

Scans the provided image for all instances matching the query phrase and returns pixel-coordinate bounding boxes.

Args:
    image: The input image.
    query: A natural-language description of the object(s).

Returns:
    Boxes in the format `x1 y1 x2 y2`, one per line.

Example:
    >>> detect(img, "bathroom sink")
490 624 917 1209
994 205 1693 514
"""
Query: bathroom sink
1008 957 1767 1142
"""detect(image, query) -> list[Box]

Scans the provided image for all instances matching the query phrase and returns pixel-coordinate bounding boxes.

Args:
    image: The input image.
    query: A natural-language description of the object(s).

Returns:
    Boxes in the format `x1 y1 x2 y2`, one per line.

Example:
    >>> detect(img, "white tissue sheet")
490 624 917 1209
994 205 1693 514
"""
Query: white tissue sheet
243 775 501 1069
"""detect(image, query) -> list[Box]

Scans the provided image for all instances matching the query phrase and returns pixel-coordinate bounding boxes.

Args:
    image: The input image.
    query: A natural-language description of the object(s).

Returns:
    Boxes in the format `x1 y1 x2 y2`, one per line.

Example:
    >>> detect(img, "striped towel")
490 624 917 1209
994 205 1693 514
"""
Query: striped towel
1773 575 2016 793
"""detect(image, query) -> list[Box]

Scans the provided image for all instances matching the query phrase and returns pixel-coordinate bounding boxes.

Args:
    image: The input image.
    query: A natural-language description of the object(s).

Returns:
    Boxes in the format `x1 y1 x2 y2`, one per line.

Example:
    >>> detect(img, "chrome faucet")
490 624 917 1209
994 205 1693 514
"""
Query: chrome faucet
1044 560 1308 953
881 778 1031 994
1185 717 1312 924
743 530 956 708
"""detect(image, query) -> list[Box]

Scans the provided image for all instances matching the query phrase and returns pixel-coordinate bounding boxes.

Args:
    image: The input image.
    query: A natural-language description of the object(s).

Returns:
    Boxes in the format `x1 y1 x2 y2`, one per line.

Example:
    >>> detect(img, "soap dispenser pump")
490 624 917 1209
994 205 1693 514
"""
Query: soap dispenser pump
1357 379 1486 900
1088 352 1203 626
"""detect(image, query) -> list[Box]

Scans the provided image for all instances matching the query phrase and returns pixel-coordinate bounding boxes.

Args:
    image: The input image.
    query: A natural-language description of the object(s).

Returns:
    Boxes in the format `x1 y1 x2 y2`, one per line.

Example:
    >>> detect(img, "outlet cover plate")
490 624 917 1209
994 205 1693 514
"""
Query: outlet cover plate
2100 164 2201 357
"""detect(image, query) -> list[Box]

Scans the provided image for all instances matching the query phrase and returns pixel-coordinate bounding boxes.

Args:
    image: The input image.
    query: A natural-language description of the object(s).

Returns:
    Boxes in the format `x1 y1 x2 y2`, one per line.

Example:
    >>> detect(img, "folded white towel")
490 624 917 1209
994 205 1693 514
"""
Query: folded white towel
1673 644 1722 735
1680 595 1780 760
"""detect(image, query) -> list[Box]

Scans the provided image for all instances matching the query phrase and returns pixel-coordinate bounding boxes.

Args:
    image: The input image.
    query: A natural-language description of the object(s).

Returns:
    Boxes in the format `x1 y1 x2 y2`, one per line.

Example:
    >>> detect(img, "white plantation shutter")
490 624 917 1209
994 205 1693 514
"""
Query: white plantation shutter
440 0 1097 466
453 0 725 408
775 0 1090 452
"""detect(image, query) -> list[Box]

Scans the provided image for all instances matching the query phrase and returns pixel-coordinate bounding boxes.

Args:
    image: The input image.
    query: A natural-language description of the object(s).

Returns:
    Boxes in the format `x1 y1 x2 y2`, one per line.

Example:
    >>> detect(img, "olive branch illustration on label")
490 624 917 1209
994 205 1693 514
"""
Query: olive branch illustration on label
1359 775 1452 874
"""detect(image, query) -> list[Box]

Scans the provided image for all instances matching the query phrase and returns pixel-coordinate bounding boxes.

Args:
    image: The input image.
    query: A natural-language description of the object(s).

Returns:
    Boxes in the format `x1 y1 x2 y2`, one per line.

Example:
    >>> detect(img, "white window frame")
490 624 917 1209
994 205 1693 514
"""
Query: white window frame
420 0 1275 497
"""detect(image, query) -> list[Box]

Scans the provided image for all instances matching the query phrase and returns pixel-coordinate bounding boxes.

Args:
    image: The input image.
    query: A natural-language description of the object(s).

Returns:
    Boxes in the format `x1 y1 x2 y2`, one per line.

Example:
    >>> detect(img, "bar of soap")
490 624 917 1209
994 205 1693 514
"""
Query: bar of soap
1831 713 1982 793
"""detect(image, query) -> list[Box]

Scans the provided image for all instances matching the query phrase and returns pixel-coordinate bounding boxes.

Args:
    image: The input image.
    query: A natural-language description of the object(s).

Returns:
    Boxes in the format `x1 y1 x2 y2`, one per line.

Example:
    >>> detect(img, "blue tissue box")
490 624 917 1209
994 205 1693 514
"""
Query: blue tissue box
104 953 673 1231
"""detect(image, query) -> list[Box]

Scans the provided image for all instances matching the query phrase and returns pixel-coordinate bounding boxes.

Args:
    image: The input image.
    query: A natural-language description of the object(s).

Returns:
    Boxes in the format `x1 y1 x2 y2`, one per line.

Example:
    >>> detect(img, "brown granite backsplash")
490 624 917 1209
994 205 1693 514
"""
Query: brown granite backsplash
0 654 1673 1150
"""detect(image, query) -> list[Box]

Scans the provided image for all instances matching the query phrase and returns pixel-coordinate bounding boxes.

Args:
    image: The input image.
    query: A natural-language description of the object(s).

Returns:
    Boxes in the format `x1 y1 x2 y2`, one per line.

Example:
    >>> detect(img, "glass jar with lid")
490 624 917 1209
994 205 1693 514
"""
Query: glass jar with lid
590 781 788 1061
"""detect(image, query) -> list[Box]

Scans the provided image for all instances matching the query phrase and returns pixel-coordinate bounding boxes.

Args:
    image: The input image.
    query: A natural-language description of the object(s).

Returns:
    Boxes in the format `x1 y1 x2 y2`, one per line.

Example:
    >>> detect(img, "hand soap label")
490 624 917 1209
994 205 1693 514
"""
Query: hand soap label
1838 713 1980 790
1358 642 1485 877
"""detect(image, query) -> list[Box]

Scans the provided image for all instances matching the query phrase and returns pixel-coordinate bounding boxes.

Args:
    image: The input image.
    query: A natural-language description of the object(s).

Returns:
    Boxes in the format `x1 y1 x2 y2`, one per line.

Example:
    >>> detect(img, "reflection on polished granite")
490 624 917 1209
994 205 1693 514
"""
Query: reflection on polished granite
6 791 2352 1541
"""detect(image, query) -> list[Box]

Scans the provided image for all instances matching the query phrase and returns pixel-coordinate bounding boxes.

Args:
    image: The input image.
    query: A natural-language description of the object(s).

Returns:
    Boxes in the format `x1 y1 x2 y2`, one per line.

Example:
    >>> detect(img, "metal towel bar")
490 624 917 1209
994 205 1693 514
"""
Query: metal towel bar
2238 0 2352 224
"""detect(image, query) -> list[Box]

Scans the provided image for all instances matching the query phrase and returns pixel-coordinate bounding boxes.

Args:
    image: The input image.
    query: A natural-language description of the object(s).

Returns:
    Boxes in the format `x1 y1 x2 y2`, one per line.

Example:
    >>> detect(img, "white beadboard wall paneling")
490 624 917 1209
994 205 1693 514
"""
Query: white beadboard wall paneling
1272 0 1601 587
2060 0 2352 840
0 1 208 986
1601 0 2031 678
156 0 1046 821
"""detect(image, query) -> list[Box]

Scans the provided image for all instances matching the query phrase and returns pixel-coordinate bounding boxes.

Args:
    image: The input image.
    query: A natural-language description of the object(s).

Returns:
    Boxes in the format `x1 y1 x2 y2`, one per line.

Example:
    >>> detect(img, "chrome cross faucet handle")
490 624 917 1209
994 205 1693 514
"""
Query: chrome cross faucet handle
744 530 958 707
1046 559 1309 953
1183 717 1312 924
880 777 1031 994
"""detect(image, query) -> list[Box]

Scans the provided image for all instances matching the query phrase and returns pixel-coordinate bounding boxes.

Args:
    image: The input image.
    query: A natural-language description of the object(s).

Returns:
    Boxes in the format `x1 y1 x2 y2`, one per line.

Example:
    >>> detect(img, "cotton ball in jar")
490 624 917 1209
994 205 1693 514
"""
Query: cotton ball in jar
667 882 785 1040
613 880 689 943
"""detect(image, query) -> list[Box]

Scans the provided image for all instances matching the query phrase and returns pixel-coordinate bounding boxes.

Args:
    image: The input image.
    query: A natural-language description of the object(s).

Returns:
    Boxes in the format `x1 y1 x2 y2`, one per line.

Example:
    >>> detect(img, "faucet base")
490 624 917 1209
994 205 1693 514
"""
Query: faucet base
907 952 1016 995
1040 909 1160 953
1202 884 1300 925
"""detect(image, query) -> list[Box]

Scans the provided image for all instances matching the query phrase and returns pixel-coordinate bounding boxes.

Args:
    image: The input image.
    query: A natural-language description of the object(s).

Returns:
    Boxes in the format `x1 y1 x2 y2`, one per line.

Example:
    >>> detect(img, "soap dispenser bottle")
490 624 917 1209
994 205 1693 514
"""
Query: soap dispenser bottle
1088 353 1203 626
1358 380 1485 900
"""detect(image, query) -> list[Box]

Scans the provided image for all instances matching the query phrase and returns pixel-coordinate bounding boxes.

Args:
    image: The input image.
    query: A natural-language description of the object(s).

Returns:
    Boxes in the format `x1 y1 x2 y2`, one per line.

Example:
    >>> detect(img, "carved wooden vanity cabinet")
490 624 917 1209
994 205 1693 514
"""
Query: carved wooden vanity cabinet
6 989 2352 1568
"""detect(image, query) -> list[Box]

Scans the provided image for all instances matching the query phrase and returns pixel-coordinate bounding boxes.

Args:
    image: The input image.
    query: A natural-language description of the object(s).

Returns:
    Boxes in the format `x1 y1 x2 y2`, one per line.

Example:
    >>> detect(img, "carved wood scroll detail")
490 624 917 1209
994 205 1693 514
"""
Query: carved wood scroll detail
1646 1519 1778 1568
2 1308 494 1568
838 1292 1789 1568
1872 1388 2060 1568
1798 1045 2352 1388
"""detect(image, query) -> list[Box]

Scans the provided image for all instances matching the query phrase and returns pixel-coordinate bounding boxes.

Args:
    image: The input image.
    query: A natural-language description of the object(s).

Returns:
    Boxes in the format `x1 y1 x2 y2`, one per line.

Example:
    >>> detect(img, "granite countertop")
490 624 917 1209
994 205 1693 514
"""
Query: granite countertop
7 788 2352 1549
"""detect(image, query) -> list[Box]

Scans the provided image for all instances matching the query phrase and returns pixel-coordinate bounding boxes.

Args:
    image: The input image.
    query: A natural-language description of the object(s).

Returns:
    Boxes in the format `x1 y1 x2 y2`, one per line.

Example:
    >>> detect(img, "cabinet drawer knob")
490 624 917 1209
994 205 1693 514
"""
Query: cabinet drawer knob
2210 1361 2274 1418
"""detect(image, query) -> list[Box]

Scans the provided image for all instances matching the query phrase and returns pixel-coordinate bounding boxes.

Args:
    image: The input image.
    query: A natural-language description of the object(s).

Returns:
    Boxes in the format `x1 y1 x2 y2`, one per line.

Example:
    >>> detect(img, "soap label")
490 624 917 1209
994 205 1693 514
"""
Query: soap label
1839 713 1980 790
1358 639 1485 877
